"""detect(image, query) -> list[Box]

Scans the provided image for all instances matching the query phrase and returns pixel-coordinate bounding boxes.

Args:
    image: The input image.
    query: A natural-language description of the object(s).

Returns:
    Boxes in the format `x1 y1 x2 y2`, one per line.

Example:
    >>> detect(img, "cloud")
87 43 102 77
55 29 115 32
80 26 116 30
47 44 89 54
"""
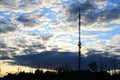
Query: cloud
106 34 120 46
0 55 12 60
90 0 107 9
0 0 62 12
0 28 54 52
0 0 19 11
96 6 120 22
21 43 46 54
102 45 120 56
65 1 96 22
0 31 53 56
0 50 8 54
0 0 119 72
0 0 75 56
82 34 98 38
12 51 77 69
7 50 120 70
0 42 6 48
0 0 42 12
0 15 5 19
66 1 120 26
16 15 37 27
0 21 17 33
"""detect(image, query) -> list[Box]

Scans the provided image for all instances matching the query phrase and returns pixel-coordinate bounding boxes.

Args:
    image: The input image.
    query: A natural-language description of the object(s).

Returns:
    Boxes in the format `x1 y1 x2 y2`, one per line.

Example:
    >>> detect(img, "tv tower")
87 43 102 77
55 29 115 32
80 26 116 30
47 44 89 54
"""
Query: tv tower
78 8 81 71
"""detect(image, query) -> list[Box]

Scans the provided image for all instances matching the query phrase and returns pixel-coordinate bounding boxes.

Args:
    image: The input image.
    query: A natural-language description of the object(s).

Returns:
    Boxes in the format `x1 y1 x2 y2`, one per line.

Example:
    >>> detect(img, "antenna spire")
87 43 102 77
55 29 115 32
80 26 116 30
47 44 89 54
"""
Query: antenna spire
78 8 81 71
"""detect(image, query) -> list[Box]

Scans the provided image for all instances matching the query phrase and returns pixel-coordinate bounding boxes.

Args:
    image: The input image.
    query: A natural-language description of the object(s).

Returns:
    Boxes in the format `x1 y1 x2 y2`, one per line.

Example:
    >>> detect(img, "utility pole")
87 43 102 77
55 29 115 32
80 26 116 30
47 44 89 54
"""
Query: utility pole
78 8 81 71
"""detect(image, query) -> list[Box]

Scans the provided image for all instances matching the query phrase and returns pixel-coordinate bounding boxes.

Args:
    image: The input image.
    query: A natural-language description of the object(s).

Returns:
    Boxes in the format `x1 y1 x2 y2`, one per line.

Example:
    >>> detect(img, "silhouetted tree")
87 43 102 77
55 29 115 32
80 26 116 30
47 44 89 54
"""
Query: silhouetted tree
0 68 120 80
89 61 97 72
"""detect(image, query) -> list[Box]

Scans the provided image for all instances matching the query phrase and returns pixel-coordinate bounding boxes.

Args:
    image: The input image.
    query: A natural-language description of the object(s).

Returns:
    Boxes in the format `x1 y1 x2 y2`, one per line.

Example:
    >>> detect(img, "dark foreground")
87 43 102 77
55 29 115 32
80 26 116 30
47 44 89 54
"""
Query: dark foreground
0 70 120 80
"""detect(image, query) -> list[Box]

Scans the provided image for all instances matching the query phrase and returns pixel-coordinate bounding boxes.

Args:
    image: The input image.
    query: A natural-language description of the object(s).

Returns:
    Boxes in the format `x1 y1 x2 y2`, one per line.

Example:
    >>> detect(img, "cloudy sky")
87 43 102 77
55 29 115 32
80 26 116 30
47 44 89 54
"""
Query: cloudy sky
0 0 120 76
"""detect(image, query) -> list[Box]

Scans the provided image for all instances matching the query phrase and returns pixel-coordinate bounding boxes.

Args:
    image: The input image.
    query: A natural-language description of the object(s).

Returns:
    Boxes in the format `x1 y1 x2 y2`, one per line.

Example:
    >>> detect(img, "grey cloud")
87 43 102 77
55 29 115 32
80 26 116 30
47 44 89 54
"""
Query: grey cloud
0 0 43 12
0 26 16 33
97 6 120 21
0 21 17 33
85 49 113 58
17 15 37 27
23 43 46 54
0 0 19 10
7 47 18 55
82 12 97 25
66 1 120 25
31 33 53 41
32 43 46 49
0 45 18 56
19 0 42 8
114 49 120 53
0 0 41 10
41 35 53 41
23 48 36 54
51 48 61 51
48 46 62 51
66 1 96 21
16 42 46 54
17 41 46 49
103 46 120 55
0 41 18 55
84 6 120 25
22 44 46 54
0 50 8 54
0 42 6 48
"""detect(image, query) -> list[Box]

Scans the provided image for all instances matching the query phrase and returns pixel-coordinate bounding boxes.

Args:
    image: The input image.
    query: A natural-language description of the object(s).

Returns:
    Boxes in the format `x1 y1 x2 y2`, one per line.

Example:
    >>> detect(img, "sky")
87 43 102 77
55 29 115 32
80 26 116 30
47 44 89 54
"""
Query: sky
0 0 120 76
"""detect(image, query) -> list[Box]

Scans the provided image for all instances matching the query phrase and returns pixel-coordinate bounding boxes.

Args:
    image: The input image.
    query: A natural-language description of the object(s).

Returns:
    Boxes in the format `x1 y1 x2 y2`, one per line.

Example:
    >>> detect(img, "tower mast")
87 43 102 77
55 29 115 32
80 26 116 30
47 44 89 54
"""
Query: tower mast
78 8 81 71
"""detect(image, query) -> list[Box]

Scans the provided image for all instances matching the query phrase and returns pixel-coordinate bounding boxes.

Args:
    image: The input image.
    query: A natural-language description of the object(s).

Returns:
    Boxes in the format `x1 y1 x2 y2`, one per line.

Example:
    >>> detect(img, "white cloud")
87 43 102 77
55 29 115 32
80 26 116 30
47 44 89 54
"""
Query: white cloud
0 0 63 13
0 0 119 60
82 34 98 38
106 34 120 46
0 15 4 19
91 0 108 9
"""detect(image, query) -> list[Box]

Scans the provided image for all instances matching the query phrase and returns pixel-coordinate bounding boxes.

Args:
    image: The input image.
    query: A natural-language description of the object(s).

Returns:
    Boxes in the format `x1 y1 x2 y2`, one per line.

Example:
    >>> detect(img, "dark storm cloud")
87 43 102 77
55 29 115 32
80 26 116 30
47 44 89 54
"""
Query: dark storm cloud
9 50 120 70
0 21 17 33
12 51 78 69
0 55 12 60
66 1 120 25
